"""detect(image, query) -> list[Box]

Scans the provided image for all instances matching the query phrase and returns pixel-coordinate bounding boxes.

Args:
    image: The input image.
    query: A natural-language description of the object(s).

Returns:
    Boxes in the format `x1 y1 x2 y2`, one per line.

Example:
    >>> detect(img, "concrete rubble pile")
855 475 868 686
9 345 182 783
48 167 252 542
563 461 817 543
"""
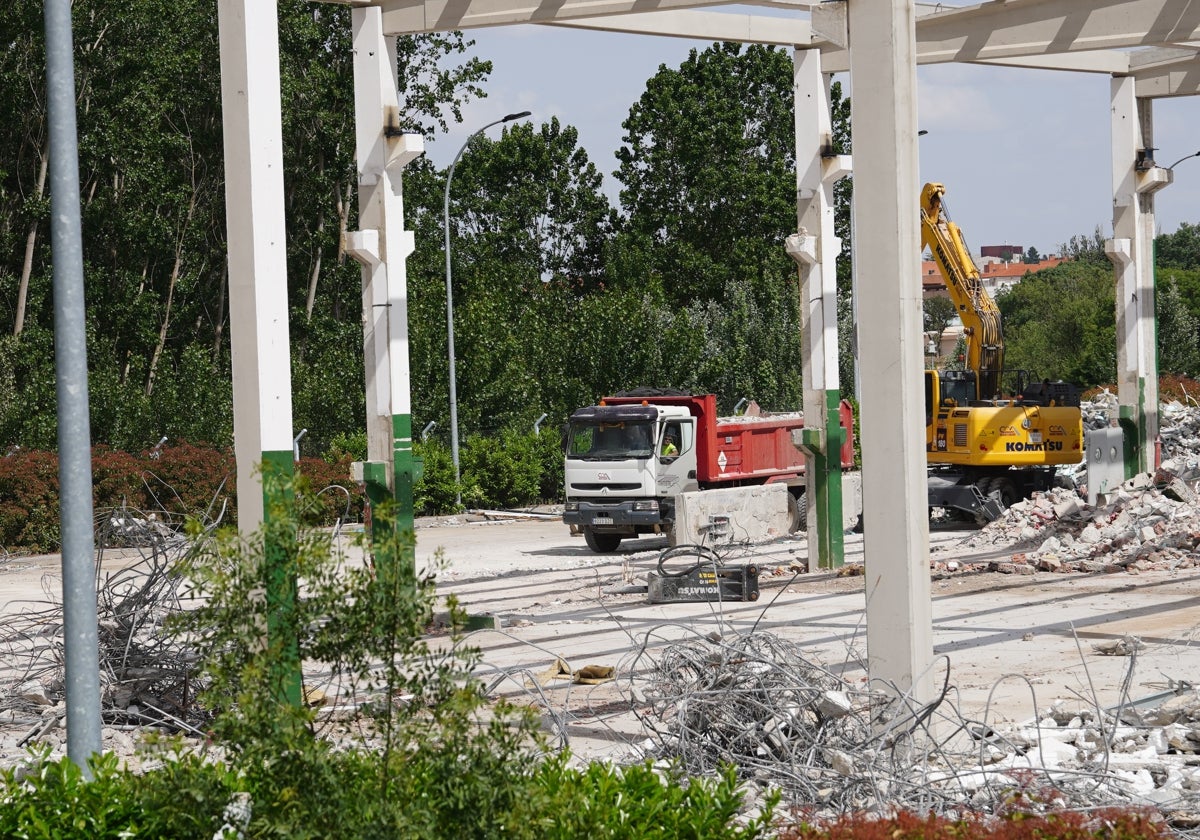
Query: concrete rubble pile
628 630 1200 827
937 395 1200 575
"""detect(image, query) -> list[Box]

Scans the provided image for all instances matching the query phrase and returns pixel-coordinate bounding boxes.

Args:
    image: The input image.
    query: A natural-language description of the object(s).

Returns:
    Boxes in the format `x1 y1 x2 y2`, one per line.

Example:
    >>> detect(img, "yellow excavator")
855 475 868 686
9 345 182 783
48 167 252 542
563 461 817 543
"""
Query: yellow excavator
921 182 1083 521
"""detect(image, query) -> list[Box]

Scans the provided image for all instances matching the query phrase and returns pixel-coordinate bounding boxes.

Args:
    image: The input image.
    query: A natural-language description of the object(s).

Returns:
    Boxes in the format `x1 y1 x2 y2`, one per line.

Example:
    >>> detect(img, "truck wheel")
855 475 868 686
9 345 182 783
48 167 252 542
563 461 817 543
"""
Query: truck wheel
788 492 807 533
583 528 622 553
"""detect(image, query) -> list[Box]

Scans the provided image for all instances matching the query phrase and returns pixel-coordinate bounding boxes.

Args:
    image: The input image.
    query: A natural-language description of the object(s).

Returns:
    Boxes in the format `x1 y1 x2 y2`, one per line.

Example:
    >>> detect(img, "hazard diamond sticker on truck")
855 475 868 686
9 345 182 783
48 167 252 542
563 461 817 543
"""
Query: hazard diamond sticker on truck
717 450 727 472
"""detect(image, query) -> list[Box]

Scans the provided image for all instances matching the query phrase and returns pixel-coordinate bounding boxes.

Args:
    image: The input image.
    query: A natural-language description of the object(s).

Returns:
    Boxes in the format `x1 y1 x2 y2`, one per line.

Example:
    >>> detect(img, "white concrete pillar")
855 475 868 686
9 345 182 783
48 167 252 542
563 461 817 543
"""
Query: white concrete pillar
789 47 850 569
846 0 933 701
217 0 295 529
348 7 423 529
1106 76 1160 475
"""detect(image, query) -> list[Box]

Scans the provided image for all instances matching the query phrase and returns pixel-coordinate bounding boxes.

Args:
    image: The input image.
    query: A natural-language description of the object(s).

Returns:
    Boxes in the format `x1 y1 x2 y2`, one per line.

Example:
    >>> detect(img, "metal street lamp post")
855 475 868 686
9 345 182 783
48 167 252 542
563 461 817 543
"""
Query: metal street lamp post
443 111 531 506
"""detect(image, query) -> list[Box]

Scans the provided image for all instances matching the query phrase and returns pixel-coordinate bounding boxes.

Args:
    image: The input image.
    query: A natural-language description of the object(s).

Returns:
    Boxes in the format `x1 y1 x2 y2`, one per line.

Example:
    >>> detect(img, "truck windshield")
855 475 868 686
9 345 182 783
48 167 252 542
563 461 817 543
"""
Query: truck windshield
566 421 654 460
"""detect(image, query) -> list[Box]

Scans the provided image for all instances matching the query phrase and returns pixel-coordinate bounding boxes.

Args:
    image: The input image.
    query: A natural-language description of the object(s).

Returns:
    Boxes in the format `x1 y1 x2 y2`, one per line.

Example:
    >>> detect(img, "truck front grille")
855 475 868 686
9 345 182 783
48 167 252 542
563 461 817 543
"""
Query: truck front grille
571 483 642 492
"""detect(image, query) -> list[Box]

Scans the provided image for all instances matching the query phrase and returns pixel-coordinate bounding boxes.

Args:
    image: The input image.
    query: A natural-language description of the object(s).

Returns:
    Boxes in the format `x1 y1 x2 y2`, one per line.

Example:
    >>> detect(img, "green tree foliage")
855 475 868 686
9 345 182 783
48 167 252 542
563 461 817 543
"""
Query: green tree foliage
1155 220 1200 269
616 43 798 306
923 296 958 339
611 42 822 409
0 1 490 459
1156 275 1200 377
1025 246 1041 263
995 259 1115 387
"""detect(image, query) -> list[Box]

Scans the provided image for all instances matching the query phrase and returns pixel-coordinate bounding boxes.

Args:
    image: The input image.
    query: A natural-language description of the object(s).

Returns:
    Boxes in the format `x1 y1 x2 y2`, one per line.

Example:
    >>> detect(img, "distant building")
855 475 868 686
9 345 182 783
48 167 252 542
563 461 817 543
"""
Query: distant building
921 255 1067 298
980 244 1023 261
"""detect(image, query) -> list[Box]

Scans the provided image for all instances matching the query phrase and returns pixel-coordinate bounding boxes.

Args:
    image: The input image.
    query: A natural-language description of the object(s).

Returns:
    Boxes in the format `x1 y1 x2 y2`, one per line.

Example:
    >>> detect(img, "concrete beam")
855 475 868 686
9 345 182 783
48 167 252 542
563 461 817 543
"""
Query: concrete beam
847 0 933 703
819 0 1191 73
377 0 736 34
791 47 846 570
1106 75 1160 477
544 9 813 46
217 0 295 530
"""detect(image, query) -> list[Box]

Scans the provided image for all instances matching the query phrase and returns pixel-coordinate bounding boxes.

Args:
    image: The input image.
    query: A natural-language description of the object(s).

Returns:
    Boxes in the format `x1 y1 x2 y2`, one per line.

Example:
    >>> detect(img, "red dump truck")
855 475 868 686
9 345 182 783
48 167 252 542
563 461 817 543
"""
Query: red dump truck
562 390 855 551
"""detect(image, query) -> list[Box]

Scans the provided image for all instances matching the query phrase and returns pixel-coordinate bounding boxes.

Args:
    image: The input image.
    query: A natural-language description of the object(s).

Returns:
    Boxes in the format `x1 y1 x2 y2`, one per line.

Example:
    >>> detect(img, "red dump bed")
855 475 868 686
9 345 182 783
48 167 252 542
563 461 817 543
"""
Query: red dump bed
600 394 855 486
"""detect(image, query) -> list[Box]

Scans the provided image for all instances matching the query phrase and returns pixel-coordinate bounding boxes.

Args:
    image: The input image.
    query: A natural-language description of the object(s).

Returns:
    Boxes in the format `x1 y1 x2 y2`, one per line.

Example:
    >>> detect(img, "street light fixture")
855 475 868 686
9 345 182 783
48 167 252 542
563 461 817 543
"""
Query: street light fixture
1167 150 1200 171
443 110 532 506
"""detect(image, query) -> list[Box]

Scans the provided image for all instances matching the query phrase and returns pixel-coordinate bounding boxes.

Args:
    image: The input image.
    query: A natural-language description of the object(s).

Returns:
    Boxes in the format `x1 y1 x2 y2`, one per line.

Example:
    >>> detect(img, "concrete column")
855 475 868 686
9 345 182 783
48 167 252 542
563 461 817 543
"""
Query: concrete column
217 0 295 524
846 0 933 701
348 7 424 545
217 0 299 704
789 47 849 570
1106 76 1160 476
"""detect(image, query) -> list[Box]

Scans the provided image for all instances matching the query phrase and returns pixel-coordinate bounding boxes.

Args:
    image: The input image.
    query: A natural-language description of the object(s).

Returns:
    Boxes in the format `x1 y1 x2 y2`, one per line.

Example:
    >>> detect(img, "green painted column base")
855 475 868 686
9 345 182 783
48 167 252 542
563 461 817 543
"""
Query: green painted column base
801 392 846 570
261 451 302 708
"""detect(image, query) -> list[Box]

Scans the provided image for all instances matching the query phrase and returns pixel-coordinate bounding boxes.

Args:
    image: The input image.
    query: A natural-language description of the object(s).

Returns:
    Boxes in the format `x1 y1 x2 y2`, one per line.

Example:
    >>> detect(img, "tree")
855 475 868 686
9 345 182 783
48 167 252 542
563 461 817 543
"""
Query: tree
399 120 616 440
995 260 1115 387
615 43 799 306
0 0 492 456
1024 246 1041 263
923 296 958 339
1155 221 1200 270
1156 275 1200 376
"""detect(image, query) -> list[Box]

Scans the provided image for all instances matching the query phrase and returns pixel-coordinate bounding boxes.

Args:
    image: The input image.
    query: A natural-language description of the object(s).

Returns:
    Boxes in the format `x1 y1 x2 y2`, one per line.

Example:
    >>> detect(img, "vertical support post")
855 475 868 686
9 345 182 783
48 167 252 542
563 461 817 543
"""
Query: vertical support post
790 48 848 570
44 0 102 773
217 0 299 704
348 7 423 569
1106 76 1158 477
846 0 933 703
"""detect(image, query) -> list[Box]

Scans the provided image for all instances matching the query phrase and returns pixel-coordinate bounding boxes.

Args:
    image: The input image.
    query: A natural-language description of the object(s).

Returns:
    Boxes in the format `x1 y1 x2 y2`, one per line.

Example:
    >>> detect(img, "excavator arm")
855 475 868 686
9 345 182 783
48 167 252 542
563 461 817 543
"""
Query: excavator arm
920 182 1004 401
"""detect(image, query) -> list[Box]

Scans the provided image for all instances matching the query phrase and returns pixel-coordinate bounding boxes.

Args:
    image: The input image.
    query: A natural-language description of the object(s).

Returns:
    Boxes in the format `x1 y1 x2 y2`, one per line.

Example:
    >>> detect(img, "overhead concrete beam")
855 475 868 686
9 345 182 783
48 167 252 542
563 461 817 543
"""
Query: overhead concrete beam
543 9 813 46
820 0 1200 73
912 0 1200 62
376 0 736 34
1132 47 1200 96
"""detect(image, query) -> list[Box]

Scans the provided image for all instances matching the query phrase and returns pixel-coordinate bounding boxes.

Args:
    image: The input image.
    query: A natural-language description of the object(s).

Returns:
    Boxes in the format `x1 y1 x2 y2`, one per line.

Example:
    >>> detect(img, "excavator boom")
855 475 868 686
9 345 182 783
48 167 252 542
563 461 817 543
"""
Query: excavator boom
920 182 1004 400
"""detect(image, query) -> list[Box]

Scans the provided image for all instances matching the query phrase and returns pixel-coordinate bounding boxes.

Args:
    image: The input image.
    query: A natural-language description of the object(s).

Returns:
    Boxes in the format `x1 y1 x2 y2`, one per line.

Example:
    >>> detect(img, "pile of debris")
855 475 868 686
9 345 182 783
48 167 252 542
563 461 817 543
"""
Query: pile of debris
943 477 1200 574
623 628 1200 828
0 506 210 771
939 395 1200 575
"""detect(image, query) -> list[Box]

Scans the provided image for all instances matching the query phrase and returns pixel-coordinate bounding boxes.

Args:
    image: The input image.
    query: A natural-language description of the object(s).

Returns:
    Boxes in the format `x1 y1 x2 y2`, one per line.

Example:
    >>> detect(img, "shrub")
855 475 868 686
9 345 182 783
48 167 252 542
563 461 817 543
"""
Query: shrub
460 429 542 510
0 449 61 551
776 808 1171 840
413 438 459 515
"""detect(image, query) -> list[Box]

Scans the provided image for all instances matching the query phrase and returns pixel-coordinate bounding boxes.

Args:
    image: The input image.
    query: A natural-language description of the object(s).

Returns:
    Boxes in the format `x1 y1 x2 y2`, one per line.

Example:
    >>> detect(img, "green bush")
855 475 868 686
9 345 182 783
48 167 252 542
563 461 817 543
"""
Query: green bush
413 438 460 515
533 425 565 502
460 429 542 509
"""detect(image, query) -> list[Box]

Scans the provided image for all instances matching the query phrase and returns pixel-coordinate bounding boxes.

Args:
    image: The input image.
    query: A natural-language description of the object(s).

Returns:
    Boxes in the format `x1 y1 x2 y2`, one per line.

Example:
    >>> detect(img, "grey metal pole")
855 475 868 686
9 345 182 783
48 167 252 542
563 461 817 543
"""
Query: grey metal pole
44 0 102 774
442 111 530 508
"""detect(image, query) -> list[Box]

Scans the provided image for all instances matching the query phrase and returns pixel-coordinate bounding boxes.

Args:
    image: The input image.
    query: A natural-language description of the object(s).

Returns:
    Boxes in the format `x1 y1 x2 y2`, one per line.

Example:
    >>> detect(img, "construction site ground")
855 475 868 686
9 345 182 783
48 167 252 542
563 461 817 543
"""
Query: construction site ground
410 510 1200 763
2 479 1199 819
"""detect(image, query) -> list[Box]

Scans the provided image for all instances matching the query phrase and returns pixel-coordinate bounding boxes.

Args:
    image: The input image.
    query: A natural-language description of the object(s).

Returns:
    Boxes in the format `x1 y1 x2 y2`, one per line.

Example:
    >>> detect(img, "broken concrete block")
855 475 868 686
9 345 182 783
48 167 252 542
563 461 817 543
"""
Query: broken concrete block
1036 555 1062 571
1053 497 1082 519
18 681 51 706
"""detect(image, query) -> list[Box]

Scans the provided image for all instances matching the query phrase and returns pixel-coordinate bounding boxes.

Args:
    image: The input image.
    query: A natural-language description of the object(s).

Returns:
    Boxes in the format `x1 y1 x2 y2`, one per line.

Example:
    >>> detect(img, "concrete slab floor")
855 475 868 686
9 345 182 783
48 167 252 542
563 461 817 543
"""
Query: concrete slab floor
419 520 1200 763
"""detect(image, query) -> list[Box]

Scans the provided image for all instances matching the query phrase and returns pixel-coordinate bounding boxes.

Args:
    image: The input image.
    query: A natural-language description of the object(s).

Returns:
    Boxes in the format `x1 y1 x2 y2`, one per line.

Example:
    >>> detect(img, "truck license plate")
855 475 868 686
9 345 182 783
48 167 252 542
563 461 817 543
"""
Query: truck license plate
592 516 614 525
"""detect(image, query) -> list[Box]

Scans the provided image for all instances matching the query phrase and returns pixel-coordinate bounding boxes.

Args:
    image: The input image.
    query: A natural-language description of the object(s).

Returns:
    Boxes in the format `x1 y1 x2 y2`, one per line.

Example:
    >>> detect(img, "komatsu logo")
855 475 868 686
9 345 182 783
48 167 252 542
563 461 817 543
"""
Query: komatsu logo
1005 441 1063 452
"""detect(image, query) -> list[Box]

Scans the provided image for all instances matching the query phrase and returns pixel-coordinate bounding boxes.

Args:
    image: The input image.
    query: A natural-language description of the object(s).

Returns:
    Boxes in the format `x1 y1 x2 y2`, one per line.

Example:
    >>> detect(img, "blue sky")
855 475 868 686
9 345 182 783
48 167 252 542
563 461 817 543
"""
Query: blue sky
422 25 1200 258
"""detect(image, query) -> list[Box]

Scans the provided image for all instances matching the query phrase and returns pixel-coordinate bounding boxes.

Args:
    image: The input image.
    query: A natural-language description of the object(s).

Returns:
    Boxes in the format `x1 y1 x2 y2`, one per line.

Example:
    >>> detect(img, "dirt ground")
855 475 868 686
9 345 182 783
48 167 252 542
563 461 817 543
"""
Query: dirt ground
1 515 1198 768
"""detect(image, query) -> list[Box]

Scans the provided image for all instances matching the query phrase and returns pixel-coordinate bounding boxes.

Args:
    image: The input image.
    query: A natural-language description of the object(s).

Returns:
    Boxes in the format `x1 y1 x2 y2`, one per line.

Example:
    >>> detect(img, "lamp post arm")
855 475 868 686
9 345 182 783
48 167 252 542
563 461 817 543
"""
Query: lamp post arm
442 111 532 508
1167 151 1200 171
